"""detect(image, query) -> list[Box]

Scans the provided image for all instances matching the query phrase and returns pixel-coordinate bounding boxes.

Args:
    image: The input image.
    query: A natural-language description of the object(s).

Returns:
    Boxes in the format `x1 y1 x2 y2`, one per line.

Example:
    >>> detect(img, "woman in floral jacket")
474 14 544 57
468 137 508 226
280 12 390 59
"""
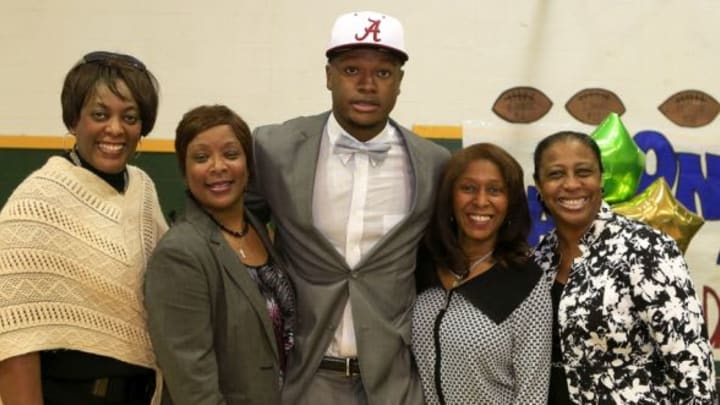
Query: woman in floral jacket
532 131 716 404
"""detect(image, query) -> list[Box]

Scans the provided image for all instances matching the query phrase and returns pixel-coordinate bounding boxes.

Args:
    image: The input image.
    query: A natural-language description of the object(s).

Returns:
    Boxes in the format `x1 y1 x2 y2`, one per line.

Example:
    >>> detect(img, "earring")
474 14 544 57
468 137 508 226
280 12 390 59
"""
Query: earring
535 193 543 203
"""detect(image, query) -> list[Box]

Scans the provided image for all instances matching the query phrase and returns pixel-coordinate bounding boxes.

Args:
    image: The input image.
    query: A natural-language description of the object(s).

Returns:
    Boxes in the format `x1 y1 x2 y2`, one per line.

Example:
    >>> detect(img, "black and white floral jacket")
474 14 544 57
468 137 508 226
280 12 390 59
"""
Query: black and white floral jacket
533 202 716 404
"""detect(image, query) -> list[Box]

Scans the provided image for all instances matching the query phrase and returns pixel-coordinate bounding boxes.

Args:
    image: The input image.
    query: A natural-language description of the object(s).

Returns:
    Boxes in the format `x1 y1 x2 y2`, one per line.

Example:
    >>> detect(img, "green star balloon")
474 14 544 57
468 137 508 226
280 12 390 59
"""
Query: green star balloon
590 112 646 203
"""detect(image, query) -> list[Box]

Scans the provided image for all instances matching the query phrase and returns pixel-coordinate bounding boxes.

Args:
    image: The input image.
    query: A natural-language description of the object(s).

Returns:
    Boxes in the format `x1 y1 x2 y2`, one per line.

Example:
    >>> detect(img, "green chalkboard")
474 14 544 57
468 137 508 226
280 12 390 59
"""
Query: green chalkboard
1 149 186 223
0 138 461 223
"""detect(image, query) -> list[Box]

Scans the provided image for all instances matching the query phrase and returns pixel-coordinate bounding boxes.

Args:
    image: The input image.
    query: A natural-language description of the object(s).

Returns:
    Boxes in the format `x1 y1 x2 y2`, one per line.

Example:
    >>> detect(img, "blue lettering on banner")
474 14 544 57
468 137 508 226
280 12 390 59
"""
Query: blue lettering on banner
528 186 553 246
634 131 678 192
634 130 720 220
676 153 720 218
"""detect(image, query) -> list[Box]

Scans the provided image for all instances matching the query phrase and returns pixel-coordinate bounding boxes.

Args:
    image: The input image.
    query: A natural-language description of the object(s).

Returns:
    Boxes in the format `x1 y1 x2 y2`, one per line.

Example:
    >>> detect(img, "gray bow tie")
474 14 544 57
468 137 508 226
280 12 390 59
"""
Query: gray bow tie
333 134 391 167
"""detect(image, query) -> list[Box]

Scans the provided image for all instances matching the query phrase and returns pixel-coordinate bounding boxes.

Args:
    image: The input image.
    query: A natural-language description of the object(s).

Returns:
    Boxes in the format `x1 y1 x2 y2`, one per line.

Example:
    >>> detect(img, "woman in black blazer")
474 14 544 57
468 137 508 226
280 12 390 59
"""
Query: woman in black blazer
144 105 295 405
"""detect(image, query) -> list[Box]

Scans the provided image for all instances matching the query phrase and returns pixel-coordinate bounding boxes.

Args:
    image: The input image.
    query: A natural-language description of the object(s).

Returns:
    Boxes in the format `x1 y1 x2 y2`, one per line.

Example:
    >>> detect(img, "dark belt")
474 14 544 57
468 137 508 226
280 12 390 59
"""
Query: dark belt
42 374 155 403
318 356 361 377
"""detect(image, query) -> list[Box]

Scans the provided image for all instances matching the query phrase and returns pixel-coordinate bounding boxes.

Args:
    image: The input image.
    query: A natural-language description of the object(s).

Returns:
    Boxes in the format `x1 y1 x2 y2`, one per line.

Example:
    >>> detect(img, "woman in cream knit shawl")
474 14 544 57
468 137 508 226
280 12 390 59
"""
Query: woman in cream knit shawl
0 51 167 405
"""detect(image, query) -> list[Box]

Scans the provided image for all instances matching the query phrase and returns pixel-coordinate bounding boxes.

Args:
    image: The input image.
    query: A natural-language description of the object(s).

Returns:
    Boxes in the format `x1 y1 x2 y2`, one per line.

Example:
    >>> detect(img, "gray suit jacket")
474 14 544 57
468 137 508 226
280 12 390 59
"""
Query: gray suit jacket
247 112 450 405
144 197 284 405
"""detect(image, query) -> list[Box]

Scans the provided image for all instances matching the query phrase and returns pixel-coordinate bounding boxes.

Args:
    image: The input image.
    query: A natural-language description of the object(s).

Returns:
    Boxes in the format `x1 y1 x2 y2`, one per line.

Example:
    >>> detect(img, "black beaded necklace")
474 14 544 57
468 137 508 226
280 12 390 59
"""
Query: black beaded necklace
207 212 250 259
190 192 251 258
207 214 249 238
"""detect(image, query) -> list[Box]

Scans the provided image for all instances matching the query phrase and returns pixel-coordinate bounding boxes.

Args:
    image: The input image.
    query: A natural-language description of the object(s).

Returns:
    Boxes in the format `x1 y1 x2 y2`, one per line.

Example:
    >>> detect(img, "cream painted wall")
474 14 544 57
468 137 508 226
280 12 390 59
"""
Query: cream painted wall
0 0 480 138
2 1 718 137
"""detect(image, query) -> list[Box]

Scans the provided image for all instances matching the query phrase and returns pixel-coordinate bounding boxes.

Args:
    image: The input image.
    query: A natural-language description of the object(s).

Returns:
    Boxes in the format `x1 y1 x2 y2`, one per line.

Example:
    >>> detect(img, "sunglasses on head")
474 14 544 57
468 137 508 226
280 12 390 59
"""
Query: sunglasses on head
81 51 146 72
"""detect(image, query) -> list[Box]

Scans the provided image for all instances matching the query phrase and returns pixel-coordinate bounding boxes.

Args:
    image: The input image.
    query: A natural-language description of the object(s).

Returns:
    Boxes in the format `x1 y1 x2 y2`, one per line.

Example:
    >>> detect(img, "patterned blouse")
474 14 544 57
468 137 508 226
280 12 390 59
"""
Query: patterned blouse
412 259 552 404
244 261 296 379
532 202 716 404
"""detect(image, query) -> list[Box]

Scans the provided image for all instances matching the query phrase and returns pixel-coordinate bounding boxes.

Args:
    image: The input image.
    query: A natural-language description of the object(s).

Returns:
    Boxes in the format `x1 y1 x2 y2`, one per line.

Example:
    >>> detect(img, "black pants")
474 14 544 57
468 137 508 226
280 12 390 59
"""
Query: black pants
42 374 155 405
41 351 155 405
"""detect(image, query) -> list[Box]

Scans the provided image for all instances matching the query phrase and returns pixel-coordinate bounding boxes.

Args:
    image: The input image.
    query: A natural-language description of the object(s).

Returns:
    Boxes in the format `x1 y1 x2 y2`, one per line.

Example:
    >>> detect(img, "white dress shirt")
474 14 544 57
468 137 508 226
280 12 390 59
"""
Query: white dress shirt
312 113 413 357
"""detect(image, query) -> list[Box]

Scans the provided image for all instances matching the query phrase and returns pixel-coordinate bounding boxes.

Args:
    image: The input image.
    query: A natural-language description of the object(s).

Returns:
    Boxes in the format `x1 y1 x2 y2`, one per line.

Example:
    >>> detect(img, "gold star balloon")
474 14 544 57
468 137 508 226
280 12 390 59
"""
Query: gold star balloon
591 112 646 203
612 177 704 253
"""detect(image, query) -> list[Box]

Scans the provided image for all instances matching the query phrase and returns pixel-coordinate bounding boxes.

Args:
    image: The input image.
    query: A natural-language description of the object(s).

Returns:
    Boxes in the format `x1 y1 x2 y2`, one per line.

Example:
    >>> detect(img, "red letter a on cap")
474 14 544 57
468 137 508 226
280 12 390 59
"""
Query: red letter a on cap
355 18 382 42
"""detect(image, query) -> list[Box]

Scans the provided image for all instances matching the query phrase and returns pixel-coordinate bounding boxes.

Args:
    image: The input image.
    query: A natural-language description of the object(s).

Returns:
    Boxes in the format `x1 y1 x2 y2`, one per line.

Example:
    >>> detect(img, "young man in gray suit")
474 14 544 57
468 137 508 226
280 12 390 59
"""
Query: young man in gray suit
247 10 450 405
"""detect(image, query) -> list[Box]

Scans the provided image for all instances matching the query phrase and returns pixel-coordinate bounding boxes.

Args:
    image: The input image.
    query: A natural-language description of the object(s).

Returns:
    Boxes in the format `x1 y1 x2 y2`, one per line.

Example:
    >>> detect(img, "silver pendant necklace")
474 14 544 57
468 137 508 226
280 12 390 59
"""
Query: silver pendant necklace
451 250 494 287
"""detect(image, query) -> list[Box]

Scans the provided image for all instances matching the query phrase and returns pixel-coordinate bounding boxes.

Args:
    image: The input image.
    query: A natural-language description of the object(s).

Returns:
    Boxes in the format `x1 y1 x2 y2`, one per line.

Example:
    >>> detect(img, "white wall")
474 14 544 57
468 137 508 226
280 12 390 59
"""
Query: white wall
2 1 718 136
0 0 485 137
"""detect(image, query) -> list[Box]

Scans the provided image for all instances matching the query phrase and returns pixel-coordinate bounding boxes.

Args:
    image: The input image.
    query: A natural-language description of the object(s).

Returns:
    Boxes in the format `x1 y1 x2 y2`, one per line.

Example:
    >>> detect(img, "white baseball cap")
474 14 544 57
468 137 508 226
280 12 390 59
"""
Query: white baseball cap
326 11 408 63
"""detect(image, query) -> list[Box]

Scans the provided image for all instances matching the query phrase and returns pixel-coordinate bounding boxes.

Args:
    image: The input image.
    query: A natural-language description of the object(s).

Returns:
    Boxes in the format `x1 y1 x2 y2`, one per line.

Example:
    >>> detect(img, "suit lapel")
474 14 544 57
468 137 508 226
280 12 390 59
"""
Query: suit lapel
289 116 325 229
395 121 426 215
289 113 351 268
351 122 427 268
216 239 279 359
184 198 280 360
285 114 431 270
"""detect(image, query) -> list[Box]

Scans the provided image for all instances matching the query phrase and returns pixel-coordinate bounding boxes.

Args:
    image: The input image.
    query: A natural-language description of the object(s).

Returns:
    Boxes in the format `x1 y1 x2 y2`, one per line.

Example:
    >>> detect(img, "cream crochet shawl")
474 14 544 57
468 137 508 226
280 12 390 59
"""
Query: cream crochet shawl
0 157 167 404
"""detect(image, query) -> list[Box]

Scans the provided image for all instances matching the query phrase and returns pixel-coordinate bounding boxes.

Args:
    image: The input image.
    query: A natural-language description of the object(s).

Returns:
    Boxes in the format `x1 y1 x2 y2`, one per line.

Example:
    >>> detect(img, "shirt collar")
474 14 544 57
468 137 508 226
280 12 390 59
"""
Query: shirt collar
580 201 614 247
327 113 396 165
536 201 615 272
